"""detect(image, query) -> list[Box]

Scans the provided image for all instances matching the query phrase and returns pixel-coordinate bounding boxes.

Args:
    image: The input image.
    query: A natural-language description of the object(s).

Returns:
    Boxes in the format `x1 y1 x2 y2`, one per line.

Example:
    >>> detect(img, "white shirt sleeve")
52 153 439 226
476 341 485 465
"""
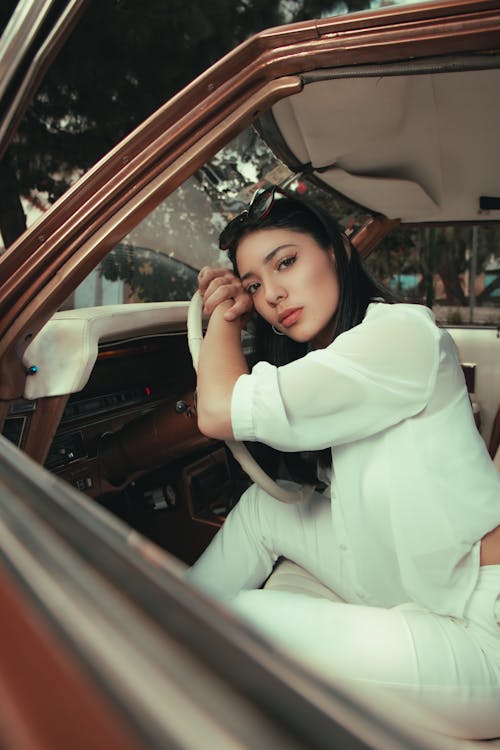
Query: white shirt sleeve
231 304 440 451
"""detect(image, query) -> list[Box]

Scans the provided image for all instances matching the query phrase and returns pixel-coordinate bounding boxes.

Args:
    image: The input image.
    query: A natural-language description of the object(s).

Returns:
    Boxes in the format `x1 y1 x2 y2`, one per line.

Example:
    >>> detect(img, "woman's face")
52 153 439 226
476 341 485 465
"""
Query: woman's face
236 227 340 348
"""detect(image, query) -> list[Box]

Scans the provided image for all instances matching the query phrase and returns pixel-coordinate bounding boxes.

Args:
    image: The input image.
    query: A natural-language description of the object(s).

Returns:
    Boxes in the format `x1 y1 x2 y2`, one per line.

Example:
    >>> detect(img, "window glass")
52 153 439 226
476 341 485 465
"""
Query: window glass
63 121 500 329
63 126 361 309
365 226 500 327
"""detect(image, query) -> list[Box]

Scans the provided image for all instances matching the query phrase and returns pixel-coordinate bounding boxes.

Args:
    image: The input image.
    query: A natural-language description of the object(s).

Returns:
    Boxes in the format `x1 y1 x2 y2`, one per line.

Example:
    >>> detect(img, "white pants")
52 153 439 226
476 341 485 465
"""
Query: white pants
187 484 500 740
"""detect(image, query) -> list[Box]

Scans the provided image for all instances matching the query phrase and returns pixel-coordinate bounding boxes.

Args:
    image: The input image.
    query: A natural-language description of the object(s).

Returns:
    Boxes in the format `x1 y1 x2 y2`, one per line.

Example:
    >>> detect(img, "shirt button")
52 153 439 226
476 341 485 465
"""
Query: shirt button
340 544 348 551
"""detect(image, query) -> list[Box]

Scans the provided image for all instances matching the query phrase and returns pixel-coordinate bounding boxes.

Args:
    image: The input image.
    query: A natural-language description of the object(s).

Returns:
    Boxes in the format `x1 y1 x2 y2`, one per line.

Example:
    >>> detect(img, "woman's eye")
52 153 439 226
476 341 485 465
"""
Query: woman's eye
277 255 297 271
246 282 260 295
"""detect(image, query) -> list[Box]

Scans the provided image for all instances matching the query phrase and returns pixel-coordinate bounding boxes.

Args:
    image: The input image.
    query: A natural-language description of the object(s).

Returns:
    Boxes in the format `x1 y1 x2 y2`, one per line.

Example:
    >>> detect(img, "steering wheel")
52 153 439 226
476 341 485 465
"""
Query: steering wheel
188 291 313 504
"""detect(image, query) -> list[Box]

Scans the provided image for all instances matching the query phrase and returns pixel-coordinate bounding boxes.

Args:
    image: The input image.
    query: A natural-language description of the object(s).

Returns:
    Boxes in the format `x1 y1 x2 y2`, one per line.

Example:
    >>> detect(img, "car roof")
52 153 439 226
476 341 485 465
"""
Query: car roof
256 56 500 223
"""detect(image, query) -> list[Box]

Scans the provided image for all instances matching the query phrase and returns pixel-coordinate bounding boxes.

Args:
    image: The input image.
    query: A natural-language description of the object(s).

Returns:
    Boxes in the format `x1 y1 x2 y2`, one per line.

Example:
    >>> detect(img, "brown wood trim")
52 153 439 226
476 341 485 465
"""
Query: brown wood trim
23 395 69 465
98 391 206 486
0 349 27 401
0 400 9 434
353 216 401 258
255 0 499 41
0 565 143 750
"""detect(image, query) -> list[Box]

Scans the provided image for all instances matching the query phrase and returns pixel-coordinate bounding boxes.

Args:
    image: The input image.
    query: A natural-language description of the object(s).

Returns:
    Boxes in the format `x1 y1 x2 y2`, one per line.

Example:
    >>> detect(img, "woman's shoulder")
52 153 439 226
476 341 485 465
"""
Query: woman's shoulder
325 301 441 367
364 301 439 331
326 301 442 360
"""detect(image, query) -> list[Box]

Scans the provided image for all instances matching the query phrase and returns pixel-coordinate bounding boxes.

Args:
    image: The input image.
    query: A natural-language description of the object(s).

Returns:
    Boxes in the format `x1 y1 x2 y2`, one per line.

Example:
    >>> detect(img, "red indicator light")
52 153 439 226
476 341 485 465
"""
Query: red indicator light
145 386 152 397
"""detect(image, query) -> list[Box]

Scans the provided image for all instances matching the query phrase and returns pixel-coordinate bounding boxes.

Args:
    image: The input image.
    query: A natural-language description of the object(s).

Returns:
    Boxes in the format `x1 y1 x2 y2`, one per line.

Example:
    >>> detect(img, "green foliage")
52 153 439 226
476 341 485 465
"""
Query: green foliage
100 244 198 302
366 223 500 310
366 226 419 282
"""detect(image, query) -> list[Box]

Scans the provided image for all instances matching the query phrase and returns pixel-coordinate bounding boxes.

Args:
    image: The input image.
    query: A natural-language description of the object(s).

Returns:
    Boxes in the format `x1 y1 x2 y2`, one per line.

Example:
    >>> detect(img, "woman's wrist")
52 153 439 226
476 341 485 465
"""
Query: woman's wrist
197 298 248 440
211 298 247 329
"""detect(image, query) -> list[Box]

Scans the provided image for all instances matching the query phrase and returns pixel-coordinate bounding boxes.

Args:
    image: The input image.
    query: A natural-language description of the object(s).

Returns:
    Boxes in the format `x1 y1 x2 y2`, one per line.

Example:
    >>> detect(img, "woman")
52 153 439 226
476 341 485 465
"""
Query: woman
188 186 500 739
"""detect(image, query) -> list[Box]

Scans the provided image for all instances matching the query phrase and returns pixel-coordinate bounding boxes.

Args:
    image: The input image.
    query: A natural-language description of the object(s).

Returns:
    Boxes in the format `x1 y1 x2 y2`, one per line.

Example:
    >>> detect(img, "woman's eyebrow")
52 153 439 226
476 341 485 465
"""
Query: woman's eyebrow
240 244 298 282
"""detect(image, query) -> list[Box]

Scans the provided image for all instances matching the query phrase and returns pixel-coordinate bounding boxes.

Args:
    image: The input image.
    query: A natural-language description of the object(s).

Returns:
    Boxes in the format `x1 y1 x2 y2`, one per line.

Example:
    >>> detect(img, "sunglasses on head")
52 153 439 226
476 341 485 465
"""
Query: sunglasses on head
219 185 290 251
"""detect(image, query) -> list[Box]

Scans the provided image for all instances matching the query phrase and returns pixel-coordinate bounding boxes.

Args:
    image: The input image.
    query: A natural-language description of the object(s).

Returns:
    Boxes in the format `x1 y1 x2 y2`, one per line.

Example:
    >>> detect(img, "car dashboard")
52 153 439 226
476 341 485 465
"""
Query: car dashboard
0 303 245 563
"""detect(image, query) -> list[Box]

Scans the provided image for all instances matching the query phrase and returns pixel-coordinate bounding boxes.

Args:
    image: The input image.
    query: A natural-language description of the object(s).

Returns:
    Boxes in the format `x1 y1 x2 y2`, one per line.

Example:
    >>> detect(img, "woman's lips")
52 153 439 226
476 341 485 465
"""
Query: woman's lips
278 308 302 328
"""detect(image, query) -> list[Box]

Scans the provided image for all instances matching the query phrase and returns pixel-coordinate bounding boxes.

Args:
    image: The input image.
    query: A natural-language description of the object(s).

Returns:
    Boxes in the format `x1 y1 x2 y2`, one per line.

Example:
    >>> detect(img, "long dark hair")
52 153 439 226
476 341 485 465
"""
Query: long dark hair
223 192 395 483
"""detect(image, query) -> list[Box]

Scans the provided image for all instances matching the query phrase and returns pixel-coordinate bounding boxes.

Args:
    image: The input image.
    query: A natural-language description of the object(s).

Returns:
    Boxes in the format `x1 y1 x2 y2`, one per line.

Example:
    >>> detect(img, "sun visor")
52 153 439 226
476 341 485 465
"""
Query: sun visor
319 168 439 220
263 66 500 222
272 76 410 167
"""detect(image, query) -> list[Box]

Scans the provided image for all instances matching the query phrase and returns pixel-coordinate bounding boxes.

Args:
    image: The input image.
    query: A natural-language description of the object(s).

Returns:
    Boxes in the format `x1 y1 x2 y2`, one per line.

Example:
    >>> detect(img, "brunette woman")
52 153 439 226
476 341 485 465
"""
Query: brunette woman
188 187 500 740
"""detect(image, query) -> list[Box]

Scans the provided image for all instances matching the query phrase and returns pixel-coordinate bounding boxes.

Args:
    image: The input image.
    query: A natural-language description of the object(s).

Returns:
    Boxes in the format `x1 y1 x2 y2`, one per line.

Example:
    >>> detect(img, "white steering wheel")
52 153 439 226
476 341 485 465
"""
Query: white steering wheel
188 291 313 504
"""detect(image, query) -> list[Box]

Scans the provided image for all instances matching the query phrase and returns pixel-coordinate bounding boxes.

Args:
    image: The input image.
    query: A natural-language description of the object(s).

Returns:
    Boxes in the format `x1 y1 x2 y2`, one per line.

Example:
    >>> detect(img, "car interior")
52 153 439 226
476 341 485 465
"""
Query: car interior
2 49 499 564
0 2 499 746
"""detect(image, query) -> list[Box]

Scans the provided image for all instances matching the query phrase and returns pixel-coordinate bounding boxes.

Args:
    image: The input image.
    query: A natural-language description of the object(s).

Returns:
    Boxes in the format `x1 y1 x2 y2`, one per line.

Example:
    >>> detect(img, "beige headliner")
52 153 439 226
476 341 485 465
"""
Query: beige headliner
268 65 500 223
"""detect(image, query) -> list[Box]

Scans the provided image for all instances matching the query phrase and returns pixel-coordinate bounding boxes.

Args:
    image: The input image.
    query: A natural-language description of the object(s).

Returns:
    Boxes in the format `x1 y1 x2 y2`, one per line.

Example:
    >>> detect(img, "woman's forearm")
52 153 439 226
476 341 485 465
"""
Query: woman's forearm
196 301 248 440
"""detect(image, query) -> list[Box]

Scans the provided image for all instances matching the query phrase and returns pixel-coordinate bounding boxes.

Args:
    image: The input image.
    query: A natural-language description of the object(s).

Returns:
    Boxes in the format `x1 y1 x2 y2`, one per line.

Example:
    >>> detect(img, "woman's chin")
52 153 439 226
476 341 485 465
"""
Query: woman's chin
285 327 313 343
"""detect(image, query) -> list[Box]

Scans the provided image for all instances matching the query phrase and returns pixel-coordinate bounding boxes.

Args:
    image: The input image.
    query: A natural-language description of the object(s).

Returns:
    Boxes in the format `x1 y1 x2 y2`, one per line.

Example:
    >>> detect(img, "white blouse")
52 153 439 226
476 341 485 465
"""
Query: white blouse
231 302 500 617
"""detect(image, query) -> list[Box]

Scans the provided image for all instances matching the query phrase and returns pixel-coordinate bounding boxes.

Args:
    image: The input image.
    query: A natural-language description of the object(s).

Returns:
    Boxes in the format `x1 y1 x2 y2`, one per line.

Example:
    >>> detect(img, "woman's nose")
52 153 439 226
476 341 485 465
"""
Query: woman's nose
264 282 286 306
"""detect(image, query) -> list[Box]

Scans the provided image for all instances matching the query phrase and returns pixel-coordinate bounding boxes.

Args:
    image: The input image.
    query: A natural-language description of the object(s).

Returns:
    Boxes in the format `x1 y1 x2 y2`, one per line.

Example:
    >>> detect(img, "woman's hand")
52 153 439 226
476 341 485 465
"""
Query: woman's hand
198 266 253 323
196 267 250 439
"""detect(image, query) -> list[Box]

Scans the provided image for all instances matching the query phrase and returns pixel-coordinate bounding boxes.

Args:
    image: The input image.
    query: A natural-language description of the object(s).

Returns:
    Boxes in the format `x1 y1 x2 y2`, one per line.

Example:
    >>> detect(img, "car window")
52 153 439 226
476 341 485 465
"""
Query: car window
60 126 362 309
61 118 500 331
68 177 222 307
365 225 500 327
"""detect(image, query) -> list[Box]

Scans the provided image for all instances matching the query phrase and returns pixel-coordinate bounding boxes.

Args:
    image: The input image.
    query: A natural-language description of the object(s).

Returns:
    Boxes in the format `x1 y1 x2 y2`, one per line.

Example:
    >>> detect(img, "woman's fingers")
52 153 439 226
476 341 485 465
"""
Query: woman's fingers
223 293 253 322
198 266 228 295
197 266 253 322
203 279 245 315
203 272 237 299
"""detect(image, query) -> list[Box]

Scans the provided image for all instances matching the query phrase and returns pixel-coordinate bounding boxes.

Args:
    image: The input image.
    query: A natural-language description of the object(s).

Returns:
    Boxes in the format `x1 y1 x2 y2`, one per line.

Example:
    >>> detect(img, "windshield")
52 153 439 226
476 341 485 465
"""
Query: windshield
60 119 499 330
61 125 366 309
